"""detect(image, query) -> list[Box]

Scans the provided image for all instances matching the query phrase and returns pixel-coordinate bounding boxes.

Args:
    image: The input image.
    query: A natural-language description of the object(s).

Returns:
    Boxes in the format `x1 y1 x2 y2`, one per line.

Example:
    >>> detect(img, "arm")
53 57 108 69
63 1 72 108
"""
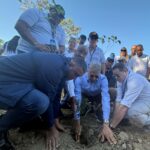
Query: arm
98 76 117 144
15 8 39 45
146 56 150 79
66 80 75 98
111 75 144 128
74 77 82 120
101 76 110 122
15 20 38 46
74 77 82 142
110 102 128 128
15 9 49 51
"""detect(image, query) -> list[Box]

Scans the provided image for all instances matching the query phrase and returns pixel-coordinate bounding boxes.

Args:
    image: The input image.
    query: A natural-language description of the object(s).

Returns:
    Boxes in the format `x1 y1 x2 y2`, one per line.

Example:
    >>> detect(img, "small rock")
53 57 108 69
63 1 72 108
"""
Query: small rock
118 131 129 142
127 144 133 150
133 143 143 150
137 138 142 143
122 143 127 149
88 129 94 136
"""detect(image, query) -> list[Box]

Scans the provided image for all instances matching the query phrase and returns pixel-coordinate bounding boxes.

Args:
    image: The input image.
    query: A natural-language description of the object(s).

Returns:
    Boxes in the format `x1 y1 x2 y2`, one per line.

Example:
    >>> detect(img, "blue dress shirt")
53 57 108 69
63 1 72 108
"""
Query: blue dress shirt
74 73 110 121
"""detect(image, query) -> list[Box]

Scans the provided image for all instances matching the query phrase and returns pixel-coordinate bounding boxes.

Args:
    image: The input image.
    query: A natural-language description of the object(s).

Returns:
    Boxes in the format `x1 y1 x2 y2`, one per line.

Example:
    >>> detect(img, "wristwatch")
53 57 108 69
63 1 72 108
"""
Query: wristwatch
103 120 109 125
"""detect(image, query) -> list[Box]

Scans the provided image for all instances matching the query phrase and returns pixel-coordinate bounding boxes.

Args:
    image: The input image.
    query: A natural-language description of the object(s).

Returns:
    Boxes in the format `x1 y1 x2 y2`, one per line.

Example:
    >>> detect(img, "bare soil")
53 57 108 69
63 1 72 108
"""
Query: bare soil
6 113 150 150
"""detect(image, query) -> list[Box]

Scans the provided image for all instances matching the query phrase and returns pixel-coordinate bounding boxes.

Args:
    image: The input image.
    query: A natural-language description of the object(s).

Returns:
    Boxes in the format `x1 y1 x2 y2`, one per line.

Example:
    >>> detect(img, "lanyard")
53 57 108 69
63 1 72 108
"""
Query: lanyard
89 46 97 64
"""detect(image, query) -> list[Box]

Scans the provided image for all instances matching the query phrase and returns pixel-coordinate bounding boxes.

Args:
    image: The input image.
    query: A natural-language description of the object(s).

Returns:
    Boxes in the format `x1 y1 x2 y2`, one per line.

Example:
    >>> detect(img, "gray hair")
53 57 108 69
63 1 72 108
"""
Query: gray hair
88 63 101 74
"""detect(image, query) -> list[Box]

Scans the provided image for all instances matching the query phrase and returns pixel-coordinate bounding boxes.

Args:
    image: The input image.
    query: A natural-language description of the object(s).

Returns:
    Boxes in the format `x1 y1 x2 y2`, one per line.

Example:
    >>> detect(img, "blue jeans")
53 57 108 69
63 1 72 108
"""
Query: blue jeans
0 89 49 132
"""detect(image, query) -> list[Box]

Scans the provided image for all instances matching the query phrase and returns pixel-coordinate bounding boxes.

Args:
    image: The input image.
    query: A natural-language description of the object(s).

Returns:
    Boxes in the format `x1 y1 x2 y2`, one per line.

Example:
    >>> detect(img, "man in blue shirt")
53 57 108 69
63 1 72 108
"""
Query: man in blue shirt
0 52 86 150
73 64 116 144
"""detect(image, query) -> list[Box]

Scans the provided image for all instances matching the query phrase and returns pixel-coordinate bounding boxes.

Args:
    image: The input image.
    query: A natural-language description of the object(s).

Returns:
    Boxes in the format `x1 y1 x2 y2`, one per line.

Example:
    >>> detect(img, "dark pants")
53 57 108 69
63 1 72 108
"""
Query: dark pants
0 89 49 132
80 93 102 120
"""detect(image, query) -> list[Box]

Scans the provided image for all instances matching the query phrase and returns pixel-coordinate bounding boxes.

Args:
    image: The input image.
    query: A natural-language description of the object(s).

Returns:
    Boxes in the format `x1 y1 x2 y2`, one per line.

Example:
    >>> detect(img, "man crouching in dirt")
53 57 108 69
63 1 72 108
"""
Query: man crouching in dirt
0 52 86 150
109 63 150 130
73 64 117 144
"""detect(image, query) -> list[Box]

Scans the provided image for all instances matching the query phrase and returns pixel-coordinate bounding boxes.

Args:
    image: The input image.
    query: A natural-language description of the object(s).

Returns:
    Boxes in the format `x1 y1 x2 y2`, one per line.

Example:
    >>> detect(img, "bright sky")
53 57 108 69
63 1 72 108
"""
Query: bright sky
0 0 150 56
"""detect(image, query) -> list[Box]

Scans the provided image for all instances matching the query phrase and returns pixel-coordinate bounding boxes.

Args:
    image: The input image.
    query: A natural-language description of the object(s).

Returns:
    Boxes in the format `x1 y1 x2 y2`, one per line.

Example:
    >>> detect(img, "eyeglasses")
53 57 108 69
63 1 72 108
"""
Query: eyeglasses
90 74 99 79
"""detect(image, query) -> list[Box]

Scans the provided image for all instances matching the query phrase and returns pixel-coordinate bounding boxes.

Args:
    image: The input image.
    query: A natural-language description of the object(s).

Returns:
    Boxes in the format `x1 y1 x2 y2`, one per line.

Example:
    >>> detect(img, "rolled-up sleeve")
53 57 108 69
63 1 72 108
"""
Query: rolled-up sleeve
121 78 144 108
101 76 110 121
66 80 75 97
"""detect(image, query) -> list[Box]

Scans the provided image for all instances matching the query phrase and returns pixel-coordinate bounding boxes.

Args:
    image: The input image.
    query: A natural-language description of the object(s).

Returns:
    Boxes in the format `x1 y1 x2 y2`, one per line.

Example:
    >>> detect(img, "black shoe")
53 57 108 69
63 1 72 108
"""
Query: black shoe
0 132 15 150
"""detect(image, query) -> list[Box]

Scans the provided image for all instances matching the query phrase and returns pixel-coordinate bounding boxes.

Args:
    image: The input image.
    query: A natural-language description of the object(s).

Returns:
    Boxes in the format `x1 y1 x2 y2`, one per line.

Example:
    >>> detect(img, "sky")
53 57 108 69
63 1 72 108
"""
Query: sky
0 0 150 56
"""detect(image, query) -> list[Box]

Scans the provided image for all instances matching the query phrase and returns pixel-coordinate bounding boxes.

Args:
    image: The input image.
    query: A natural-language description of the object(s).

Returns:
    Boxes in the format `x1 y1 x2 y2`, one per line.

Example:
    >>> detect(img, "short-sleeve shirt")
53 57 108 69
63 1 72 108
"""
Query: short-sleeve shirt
85 46 105 68
128 54 150 77
16 8 65 53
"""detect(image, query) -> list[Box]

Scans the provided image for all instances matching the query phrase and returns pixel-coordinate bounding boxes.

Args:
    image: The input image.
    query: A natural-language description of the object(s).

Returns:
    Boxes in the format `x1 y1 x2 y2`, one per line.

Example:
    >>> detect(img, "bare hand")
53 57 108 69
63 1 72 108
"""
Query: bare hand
98 124 117 145
73 120 82 142
55 118 65 132
46 126 59 150
34 43 57 52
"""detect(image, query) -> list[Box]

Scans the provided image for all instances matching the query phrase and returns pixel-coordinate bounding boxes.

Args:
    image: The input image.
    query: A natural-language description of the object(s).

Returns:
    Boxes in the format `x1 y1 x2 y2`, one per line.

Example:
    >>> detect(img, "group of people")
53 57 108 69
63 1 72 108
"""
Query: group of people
0 4 150 150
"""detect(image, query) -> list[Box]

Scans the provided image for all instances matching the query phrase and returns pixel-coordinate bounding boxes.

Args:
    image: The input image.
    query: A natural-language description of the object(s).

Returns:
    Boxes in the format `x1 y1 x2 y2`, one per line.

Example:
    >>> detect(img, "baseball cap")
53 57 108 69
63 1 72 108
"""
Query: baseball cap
89 32 99 40
120 47 127 51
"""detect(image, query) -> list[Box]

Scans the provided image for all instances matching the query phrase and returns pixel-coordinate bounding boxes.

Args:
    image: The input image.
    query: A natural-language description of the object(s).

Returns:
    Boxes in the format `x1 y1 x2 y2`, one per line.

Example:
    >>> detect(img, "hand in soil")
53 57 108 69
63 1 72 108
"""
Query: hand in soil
46 126 59 150
98 124 117 145
74 120 82 142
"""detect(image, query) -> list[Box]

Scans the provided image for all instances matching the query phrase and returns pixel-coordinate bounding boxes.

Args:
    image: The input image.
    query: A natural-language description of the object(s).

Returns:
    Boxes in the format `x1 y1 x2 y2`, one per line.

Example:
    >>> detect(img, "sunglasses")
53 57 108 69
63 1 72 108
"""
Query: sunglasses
90 74 99 79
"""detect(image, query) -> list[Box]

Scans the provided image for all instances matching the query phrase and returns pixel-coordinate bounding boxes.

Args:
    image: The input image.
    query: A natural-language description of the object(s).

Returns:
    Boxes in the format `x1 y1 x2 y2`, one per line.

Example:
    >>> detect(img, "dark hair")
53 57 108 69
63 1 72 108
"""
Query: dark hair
107 57 114 63
89 32 99 40
72 56 87 73
120 47 127 51
50 4 65 19
80 34 86 41
112 63 128 72
137 44 144 50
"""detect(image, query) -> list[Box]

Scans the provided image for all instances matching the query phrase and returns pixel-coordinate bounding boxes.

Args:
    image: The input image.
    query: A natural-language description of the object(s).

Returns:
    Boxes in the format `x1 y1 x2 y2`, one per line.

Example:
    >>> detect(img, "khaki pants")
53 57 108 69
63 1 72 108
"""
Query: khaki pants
127 100 150 127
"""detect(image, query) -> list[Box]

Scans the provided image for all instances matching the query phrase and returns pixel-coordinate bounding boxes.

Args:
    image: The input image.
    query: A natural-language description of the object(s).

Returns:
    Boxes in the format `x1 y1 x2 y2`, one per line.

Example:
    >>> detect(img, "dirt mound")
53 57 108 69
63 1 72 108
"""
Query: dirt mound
7 113 150 150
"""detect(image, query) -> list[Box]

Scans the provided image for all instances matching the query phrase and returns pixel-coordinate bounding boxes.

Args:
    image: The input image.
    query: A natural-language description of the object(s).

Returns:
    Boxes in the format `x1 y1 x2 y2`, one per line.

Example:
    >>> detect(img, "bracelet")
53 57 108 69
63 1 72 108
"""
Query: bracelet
109 123 115 130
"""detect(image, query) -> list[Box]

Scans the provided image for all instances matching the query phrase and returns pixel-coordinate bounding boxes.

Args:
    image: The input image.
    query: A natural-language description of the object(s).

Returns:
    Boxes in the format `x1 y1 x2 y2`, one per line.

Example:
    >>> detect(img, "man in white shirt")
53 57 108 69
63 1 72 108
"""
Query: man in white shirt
15 5 65 54
64 37 77 58
85 32 105 74
109 63 150 130
128 44 150 79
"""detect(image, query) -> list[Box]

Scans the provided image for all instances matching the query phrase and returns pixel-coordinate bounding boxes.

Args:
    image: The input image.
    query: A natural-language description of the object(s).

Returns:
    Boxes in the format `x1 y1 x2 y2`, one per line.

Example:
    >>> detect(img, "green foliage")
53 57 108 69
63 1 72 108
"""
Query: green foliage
61 18 81 40
0 38 4 48
99 35 121 54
